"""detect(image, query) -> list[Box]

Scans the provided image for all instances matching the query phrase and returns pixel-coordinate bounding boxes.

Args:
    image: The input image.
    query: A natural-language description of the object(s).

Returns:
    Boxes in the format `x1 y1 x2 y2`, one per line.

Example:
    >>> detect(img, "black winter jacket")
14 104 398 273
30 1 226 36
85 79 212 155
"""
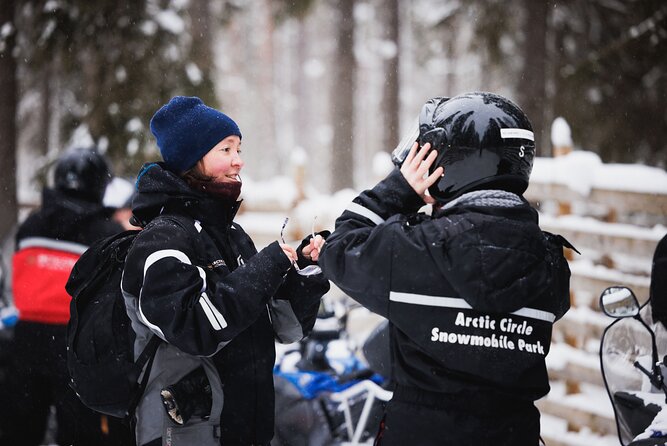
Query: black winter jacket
121 163 329 446
650 234 667 327
17 188 121 248
319 170 571 438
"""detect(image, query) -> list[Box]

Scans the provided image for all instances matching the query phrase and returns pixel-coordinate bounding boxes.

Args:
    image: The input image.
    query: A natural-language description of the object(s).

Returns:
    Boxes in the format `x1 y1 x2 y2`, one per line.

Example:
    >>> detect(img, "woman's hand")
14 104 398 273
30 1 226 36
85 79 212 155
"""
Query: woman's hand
400 142 444 204
280 243 298 263
301 234 325 262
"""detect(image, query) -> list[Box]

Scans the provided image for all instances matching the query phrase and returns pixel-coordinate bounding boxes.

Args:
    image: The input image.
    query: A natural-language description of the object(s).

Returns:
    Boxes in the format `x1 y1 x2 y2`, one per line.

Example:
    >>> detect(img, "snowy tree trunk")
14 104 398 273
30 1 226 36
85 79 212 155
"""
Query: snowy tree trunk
0 0 18 242
188 0 217 106
518 0 548 156
381 0 400 153
331 0 356 192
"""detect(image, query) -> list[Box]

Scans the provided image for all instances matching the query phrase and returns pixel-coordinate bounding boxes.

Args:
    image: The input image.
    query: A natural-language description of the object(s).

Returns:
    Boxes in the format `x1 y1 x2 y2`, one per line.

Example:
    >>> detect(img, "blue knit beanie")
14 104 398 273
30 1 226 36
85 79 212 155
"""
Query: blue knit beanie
150 96 242 174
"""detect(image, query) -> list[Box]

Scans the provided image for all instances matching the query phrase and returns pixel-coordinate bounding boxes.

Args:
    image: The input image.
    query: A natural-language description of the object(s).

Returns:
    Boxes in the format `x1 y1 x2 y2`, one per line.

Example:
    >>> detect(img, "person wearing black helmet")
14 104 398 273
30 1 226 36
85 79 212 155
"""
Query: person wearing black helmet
319 92 574 445
0 148 131 445
54 147 115 203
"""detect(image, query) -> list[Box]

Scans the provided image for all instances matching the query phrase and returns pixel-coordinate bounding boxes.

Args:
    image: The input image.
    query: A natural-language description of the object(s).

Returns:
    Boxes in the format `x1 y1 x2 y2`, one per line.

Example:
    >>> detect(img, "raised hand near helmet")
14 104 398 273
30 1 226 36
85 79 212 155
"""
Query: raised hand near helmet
399 142 444 204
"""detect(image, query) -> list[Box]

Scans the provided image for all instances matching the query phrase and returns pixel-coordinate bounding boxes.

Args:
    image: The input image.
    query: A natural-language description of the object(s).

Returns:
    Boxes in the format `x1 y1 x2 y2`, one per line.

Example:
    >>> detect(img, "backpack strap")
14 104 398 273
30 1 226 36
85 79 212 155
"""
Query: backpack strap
127 335 161 416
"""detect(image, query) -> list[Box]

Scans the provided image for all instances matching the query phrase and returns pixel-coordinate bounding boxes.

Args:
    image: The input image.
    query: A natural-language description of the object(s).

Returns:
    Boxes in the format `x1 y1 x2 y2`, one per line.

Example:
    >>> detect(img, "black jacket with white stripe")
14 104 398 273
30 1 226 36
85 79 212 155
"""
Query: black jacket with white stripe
319 169 571 403
121 163 329 446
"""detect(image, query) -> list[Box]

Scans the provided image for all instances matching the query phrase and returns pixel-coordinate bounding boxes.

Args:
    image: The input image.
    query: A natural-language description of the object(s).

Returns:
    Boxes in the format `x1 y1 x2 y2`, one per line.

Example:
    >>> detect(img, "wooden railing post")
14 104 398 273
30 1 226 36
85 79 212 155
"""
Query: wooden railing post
551 117 582 423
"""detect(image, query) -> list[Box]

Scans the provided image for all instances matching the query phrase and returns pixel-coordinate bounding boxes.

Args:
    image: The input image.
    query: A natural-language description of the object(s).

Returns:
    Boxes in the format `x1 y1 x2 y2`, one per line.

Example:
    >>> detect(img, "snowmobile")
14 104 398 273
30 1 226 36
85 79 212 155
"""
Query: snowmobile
273 298 392 446
600 286 667 445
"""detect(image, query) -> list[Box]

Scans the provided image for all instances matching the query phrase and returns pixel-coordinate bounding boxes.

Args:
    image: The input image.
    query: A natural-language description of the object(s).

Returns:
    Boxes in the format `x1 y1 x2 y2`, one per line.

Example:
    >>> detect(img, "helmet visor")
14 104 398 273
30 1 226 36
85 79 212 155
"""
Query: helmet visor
391 117 420 167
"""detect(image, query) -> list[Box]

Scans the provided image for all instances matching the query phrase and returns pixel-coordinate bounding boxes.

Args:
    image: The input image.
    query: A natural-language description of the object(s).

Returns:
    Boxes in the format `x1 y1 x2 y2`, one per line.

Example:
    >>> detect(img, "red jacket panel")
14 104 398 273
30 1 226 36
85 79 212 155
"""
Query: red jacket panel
13 242 84 324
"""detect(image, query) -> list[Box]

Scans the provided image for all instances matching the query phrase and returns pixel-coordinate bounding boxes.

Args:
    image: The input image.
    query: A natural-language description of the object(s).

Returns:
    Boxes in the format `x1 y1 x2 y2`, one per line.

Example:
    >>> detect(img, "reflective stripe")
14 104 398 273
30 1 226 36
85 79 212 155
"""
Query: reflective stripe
17 237 88 255
511 307 556 323
390 292 472 309
199 292 227 330
140 249 224 333
500 128 534 141
346 202 385 225
196 266 207 293
389 291 555 323
144 249 191 277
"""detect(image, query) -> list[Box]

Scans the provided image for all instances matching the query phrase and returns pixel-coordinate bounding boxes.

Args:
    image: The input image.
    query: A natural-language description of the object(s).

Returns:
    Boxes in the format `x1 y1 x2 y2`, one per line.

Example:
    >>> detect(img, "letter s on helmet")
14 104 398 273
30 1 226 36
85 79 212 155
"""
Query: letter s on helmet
420 92 535 203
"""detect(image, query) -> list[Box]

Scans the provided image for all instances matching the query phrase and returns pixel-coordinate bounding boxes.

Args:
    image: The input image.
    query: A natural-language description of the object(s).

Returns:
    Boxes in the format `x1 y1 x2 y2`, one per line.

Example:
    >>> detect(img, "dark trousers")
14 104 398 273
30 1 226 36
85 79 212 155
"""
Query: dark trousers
375 386 541 446
0 321 134 445
142 440 272 446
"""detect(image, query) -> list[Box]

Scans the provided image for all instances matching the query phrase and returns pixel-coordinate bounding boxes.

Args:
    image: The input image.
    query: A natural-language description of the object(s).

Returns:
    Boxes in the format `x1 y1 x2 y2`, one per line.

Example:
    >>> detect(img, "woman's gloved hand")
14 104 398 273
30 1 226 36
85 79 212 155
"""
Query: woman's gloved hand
297 231 331 267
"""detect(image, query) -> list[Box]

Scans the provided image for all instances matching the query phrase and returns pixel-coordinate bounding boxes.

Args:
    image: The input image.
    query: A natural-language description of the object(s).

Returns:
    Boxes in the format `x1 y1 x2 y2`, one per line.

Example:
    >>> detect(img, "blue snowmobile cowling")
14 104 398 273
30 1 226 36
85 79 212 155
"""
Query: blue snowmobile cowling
274 365 384 400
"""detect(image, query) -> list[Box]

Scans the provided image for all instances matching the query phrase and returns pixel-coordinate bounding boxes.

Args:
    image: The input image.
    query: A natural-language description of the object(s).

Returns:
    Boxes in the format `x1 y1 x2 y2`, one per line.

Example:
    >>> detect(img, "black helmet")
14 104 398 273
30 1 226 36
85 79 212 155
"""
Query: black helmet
54 148 112 203
419 92 535 202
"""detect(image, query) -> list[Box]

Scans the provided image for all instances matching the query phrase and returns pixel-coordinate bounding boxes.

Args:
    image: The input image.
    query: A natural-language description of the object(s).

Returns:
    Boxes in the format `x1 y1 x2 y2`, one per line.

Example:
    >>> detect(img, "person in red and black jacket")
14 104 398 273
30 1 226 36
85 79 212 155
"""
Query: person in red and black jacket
0 148 131 446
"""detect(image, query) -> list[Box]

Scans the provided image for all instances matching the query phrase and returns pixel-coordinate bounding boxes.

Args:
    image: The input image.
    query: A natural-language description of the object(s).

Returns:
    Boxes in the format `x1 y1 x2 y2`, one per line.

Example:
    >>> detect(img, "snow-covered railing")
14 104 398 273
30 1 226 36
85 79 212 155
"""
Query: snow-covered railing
527 151 667 223
526 181 667 220
540 215 665 260
527 151 666 442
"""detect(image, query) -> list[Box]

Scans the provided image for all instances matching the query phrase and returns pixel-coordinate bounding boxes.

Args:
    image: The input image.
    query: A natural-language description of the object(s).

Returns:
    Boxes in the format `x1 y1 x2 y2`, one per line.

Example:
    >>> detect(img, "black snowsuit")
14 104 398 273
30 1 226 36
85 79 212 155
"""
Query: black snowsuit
121 163 329 446
319 170 572 445
0 188 129 446
650 234 667 328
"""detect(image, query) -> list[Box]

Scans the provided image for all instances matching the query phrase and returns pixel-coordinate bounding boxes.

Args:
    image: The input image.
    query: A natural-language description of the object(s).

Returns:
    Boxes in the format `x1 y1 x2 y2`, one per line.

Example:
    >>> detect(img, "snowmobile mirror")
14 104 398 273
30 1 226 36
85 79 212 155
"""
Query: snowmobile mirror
600 286 640 318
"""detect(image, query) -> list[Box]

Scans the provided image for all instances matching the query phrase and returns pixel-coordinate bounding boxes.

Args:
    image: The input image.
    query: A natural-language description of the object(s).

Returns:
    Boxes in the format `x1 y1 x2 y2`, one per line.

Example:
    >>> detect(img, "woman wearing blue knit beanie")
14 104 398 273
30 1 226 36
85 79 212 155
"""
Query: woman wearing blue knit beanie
121 96 329 446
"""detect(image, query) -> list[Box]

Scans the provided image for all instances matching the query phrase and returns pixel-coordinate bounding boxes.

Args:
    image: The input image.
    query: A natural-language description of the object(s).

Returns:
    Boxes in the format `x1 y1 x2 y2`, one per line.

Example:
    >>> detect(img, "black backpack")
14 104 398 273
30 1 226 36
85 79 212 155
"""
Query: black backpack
65 215 197 419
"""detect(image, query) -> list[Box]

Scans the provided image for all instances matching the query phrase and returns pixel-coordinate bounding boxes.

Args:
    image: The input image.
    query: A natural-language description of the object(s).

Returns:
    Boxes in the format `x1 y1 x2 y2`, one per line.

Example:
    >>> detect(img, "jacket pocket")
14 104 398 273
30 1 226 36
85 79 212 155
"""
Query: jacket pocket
161 358 224 446
162 411 221 446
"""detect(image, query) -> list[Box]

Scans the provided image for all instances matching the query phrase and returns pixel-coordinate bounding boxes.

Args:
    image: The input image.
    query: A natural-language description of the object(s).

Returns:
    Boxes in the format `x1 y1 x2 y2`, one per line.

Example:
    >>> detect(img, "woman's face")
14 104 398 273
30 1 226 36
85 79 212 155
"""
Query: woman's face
199 135 244 184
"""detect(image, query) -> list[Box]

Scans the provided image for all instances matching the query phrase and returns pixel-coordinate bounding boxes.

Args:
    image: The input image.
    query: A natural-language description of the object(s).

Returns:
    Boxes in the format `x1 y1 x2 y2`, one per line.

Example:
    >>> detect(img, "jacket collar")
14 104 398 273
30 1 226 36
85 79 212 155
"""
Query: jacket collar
132 163 242 227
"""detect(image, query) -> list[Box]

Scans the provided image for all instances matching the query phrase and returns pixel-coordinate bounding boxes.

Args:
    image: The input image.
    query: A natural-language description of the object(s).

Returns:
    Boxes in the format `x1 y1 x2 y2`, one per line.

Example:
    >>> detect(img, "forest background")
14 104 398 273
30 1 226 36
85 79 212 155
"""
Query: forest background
0 0 666 244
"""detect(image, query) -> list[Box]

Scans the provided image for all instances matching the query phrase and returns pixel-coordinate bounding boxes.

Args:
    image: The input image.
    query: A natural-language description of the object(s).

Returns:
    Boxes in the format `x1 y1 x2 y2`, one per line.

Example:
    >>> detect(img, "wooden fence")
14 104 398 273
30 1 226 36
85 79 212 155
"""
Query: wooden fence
526 174 666 444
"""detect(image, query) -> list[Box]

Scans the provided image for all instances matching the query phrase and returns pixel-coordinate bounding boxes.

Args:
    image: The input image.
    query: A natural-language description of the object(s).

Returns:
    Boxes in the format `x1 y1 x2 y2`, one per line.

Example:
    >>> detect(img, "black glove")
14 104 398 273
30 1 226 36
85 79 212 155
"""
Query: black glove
160 367 212 425
296 230 331 269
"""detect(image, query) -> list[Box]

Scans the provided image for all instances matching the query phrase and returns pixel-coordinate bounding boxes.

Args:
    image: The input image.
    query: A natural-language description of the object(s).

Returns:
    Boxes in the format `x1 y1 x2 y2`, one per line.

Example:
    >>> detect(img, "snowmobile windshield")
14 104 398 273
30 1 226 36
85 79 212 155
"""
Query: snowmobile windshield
601 316 663 445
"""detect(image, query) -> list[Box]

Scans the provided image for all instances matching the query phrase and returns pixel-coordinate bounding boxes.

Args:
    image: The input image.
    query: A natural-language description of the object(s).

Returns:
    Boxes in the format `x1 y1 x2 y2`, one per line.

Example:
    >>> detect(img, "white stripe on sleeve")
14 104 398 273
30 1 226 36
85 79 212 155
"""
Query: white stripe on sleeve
346 202 385 225
199 292 228 330
140 248 225 333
